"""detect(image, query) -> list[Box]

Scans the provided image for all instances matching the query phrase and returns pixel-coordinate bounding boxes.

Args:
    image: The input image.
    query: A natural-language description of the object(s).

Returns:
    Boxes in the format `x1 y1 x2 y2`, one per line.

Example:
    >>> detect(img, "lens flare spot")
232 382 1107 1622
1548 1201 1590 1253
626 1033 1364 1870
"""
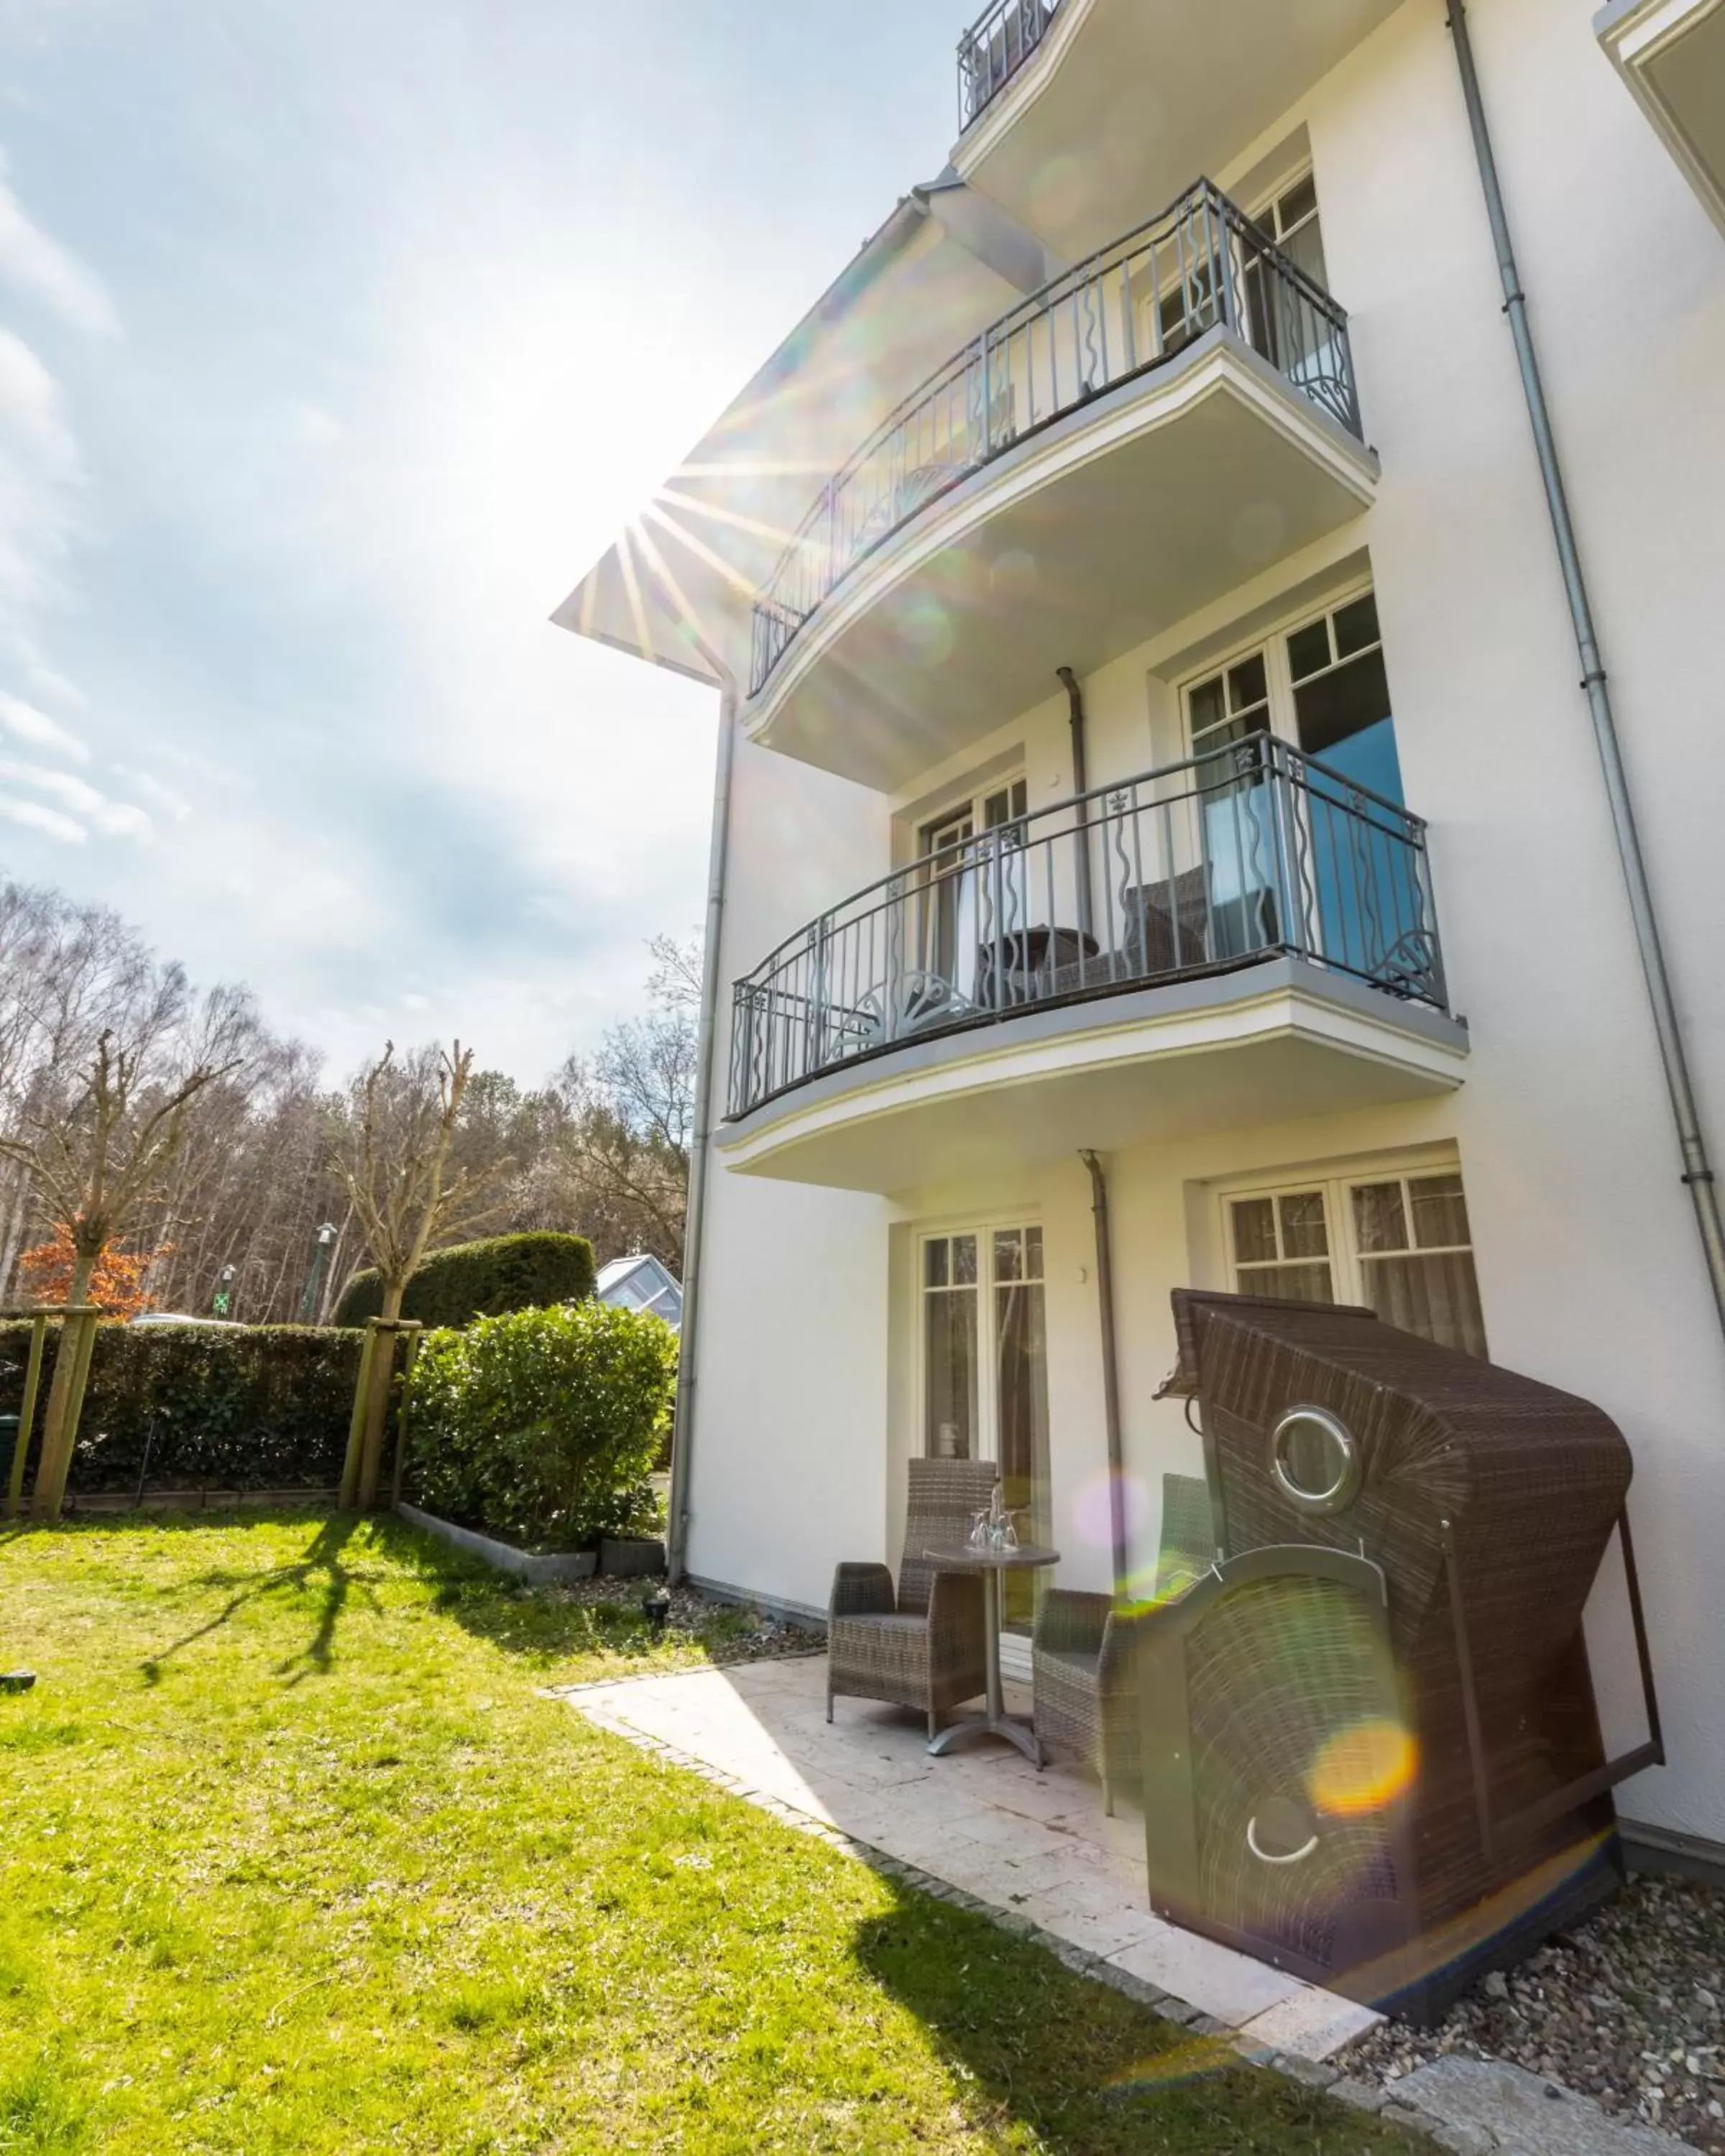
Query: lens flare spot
1109 2032 1237 2093
897 592 954 665
1028 153 1090 234
1072 1470 1149 1552
1309 1716 1417 1818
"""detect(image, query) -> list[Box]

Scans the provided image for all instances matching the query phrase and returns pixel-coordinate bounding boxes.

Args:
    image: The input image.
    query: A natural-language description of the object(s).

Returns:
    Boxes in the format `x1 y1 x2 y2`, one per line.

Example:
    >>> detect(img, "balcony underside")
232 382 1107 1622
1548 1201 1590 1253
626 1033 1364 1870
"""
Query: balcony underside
745 331 1376 794
1598 0 1725 234
717 959 1468 1195
953 0 1406 262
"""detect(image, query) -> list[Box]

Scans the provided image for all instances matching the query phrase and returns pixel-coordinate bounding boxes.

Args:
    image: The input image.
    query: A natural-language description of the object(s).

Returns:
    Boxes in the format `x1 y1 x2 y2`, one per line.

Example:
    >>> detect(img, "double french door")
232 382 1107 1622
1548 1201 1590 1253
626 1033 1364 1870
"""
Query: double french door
921 1222 1051 1629
1185 588 1426 985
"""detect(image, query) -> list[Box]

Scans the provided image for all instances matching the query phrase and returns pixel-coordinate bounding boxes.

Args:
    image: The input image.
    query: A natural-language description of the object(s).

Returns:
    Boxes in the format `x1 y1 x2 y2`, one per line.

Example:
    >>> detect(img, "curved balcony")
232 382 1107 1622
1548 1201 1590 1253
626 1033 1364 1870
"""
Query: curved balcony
745 181 1376 792
950 0 1408 262
957 0 1067 132
720 741 1468 1192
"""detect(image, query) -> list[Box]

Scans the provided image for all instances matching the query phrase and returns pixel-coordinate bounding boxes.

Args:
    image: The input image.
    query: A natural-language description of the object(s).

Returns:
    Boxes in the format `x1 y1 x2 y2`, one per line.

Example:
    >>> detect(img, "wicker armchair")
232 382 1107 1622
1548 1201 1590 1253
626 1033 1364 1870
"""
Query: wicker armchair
1031 1473 1215 1812
827 1457 998 1741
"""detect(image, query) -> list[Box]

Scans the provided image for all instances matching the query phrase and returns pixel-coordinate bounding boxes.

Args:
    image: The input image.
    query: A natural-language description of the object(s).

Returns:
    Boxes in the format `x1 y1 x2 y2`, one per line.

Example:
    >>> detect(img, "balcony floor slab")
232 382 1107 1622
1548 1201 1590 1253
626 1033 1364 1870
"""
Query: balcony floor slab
718 955 1468 1194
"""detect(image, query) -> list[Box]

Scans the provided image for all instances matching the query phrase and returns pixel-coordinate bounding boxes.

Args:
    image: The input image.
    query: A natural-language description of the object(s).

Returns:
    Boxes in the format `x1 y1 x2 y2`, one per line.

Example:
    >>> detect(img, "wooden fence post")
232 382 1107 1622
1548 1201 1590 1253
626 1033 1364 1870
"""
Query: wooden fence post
4 1309 52 1521
339 1320 381 1511
29 1304 102 1523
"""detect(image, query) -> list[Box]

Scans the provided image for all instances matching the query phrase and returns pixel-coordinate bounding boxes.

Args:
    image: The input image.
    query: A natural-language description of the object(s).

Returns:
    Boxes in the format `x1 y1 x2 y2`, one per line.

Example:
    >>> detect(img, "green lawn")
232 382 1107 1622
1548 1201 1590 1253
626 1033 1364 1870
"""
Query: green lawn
0 1514 1425 2153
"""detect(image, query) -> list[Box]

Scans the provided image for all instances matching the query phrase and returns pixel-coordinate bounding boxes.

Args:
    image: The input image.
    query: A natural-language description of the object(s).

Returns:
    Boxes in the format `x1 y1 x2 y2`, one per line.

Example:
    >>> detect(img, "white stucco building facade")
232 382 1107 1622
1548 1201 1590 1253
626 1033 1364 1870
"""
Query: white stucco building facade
560 0 1725 1864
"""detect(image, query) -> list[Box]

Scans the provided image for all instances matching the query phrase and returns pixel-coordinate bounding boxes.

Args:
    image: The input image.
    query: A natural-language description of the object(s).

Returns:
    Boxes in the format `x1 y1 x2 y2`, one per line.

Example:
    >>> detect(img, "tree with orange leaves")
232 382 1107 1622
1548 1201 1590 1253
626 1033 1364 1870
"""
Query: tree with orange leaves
17 1225 166 1320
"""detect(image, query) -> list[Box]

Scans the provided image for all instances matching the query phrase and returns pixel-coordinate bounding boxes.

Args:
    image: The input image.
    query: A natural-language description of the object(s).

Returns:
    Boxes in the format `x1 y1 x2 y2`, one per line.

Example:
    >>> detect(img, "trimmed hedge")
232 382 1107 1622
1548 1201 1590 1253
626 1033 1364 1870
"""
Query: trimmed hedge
334 1231 596 1331
407 1302 676 1553
0 1319 361 1494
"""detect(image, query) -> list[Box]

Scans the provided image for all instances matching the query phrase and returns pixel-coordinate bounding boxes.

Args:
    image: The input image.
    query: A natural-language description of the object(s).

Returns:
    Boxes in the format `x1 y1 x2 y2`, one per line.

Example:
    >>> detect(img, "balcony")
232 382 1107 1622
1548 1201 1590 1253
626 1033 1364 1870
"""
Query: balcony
949 0 1407 262
1597 0 1725 234
719 740 1468 1192
956 0 1067 132
745 180 1376 792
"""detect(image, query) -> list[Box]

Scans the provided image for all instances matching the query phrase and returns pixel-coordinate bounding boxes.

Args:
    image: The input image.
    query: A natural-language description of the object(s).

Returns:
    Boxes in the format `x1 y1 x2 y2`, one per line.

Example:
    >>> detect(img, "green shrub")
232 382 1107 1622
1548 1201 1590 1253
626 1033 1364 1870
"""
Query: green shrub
334 1231 596 1331
0 1320 362 1493
405 1302 676 1552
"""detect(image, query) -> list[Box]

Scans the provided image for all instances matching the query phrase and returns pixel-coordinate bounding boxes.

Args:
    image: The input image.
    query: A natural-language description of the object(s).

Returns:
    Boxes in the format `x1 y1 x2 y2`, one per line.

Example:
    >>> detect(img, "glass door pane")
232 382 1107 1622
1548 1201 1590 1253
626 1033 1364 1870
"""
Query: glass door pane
924 1235 979 1460
919 808 975 992
1190 653 1281 962
993 1226 1049 1631
1288 596 1422 982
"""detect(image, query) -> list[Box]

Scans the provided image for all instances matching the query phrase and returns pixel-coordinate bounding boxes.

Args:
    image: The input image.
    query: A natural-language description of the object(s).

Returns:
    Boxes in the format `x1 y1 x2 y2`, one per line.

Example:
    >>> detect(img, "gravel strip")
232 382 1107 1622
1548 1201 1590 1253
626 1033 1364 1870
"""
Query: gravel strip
541 1576 824 1664
1353 1874 1725 2150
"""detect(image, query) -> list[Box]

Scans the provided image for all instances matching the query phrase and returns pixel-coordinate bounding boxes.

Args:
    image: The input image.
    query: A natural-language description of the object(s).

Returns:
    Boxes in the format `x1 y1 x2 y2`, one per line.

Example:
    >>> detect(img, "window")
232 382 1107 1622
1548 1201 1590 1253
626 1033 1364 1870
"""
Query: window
1258 172 1328 291
1351 1171 1486 1358
1223 1163 1489 1358
1229 1189 1334 1303
922 1221 1050 1628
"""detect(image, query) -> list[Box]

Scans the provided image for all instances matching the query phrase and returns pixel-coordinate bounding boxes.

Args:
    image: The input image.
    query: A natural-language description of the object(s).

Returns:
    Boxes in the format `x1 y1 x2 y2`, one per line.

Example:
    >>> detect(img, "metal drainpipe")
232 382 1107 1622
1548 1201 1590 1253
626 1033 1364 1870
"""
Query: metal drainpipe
1446 0 1725 1343
1057 666 1094 941
666 686 740 1585
1080 1150 1130 1602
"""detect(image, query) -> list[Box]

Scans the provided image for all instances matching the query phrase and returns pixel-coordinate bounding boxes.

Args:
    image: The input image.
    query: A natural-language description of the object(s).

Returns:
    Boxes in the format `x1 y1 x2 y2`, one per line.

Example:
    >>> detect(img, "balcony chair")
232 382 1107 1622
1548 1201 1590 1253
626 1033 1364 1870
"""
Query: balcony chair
827 1457 998 1741
1030 1473 1216 1814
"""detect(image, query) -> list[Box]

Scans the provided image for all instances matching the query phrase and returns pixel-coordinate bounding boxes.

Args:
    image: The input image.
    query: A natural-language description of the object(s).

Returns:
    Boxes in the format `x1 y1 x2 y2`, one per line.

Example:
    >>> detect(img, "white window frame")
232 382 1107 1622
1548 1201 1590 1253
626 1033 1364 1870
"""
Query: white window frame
1179 574 1380 766
1211 1150 1488 1355
918 771 1029 860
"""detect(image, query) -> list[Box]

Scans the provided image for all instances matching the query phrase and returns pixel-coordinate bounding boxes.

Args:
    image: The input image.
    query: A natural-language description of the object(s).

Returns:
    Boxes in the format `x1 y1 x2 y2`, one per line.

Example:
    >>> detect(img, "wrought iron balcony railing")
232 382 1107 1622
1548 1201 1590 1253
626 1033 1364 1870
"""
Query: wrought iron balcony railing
957 0 1066 132
748 178 1361 699
726 737 1447 1120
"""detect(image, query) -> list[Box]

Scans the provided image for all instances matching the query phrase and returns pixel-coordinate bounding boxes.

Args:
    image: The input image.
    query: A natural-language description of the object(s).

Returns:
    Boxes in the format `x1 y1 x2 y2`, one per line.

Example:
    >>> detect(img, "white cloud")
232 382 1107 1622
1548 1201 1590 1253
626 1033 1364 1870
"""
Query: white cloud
0 326 83 636
0 149 119 336
0 795 83 844
0 686 87 761
113 766 193 821
0 757 152 840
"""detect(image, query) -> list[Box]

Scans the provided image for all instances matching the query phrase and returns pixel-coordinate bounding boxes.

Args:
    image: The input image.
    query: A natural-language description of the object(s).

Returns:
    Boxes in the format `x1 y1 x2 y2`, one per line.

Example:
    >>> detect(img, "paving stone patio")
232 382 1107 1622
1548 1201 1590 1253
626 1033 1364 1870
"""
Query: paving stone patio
564 1649 1382 2060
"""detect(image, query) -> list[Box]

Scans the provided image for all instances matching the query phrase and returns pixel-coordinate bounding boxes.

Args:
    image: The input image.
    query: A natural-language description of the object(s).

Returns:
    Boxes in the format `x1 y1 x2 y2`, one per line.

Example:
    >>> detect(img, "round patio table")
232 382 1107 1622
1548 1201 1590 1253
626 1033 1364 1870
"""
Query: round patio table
920 1543 1060 1764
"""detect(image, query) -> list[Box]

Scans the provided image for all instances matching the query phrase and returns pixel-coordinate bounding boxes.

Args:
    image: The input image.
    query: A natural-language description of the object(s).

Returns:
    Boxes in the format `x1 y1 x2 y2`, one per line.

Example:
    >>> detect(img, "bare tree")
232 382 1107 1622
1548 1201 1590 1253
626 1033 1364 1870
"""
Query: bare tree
543 936 703 1268
334 1041 514 1323
0 1023 237 1517
333 1041 512 1506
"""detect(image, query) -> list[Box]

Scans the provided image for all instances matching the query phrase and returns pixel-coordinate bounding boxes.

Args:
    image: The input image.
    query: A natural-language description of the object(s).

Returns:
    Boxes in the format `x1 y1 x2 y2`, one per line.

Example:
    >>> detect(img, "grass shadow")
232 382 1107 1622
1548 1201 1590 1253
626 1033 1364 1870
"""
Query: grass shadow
139 1513 366 1688
850 1887 1420 2155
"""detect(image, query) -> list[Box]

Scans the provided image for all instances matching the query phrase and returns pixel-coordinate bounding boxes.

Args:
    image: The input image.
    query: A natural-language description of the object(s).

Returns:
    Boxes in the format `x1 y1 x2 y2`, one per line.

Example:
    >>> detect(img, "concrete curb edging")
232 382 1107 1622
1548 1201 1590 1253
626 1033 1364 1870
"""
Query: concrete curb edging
397 1503 597 1583
558 1687 1692 2155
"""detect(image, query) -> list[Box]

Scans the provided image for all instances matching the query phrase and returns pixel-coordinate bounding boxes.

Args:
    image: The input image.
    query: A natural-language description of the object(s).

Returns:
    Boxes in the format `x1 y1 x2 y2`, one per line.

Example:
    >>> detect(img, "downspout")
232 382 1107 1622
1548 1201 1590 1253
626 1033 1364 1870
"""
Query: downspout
1057 666 1094 941
1080 1150 1129 1602
668 684 740 1585
1447 0 1725 1345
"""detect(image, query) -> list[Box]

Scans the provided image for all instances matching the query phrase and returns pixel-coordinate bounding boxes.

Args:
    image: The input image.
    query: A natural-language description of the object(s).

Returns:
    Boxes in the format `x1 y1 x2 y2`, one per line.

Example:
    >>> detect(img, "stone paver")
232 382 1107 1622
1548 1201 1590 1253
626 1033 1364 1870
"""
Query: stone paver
1242 1984 1387 2063
1394 2059 1690 2155
564 1654 1366 2058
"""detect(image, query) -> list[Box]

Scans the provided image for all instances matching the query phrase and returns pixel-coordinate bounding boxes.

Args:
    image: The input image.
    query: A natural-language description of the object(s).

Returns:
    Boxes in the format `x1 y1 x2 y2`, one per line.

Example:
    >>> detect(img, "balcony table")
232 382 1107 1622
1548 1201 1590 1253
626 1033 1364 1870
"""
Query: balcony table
920 1542 1061 1763
975 927 1103 1009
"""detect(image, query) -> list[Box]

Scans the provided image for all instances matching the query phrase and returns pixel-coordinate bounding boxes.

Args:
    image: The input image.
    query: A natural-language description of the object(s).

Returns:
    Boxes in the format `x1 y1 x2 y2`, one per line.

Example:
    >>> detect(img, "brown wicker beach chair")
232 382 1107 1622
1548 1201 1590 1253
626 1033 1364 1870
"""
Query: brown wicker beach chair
827 1457 998 1740
1031 1473 1215 1812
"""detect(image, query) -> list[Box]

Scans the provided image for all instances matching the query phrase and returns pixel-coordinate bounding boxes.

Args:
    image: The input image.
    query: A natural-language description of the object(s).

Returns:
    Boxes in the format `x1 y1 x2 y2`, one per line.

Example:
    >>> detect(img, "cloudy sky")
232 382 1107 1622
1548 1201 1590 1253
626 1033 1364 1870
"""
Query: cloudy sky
0 0 952 1079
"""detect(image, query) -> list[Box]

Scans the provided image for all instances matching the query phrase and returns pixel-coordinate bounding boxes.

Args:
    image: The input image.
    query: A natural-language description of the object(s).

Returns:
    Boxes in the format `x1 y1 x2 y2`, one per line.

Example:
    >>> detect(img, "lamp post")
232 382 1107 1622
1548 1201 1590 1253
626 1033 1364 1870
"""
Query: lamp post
299 1222 339 1325
212 1263 236 1319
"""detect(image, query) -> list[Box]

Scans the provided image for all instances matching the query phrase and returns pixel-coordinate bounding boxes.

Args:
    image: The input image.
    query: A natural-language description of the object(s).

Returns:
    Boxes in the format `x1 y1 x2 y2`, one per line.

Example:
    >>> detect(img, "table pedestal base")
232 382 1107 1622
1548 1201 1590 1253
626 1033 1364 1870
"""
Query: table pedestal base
926 1710 1043 1766
925 1565 1044 1765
